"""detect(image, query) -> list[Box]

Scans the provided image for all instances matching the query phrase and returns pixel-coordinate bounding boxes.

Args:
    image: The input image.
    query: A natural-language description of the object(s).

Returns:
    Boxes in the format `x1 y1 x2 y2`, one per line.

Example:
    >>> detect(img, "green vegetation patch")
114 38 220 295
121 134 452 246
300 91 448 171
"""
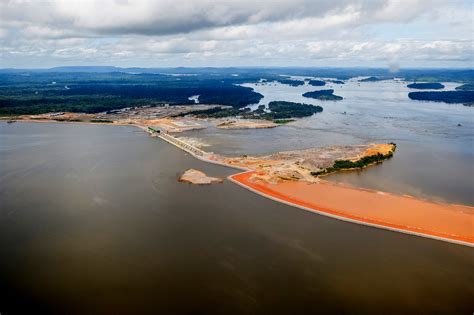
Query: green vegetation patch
303 89 343 101
407 82 444 90
0 72 264 116
277 79 305 86
273 119 296 124
408 91 474 104
307 80 326 87
183 101 323 120
311 143 396 177
53 118 82 122
260 101 323 119
359 76 392 82
90 119 114 123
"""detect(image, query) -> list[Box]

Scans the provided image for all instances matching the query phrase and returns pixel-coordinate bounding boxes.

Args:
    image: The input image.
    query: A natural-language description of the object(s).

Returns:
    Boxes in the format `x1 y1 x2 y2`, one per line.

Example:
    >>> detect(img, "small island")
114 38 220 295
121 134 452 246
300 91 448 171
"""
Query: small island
179 169 223 185
359 76 392 82
407 82 445 90
303 89 343 101
262 101 323 119
307 80 326 86
183 101 323 120
277 79 305 86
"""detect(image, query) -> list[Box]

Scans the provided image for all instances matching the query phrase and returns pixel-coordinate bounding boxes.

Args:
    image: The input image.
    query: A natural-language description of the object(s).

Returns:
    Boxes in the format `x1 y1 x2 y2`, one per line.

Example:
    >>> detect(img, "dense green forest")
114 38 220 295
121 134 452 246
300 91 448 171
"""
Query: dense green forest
359 76 392 82
407 82 444 89
308 80 326 86
180 101 322 120
263 101 323 119
303 89 343 101
0 72 264 115
455 83 474 91
1 68 472 115
408 91 474 104
276 79 305 86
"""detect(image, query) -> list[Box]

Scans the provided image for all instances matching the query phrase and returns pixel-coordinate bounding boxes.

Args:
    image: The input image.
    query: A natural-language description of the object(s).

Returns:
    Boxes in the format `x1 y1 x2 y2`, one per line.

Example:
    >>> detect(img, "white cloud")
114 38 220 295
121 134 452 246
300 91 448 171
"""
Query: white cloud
0 0 472 67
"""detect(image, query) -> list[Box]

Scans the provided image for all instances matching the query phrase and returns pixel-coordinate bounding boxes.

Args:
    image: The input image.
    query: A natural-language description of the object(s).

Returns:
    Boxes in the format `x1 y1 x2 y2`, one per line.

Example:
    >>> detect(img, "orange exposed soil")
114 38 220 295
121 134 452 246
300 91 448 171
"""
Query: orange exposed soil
230 171 474 246
360 143 394 157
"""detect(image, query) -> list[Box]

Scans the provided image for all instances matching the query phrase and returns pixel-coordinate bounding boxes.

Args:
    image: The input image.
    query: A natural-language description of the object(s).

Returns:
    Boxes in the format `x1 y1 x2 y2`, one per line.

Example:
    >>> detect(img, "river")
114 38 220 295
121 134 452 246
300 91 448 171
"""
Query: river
0 121 472 314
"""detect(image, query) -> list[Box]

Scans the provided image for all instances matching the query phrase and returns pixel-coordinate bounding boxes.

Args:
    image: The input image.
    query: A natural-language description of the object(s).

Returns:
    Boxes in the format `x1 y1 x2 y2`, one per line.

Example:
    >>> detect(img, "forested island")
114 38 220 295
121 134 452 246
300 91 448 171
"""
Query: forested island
264 101 323 119
408 91 474 105
276 79 305 86
307 80 326 86
182 101 323 120
303 89 343 101
407 82 445 89
359 76 392 82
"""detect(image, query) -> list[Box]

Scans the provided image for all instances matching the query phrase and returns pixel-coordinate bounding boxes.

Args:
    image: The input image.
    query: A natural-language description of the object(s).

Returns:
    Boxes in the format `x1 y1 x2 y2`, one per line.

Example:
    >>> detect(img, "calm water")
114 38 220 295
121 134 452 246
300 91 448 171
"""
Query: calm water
183 78 474 205
0 122 473 314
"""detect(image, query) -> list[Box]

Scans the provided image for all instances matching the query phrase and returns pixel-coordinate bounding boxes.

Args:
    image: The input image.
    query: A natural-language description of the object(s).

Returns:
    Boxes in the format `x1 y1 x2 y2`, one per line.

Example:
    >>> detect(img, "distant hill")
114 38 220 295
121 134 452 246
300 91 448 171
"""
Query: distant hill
47 66 122 73
0 67 472 83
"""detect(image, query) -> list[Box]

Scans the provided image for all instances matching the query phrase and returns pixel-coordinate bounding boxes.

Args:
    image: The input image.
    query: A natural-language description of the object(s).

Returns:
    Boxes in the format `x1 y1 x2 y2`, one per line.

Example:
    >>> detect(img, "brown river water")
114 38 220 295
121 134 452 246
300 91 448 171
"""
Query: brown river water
1 122 473 314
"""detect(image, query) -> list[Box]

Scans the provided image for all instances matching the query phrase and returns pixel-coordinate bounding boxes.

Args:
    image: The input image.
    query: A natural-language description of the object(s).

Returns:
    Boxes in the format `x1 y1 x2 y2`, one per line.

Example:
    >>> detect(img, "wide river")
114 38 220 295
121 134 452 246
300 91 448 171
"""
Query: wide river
0 121 473 314
183 78 474 206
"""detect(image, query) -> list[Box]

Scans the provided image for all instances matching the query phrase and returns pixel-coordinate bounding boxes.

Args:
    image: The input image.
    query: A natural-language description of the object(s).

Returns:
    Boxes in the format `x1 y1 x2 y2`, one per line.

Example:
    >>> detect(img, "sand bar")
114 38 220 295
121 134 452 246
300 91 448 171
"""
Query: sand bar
179 169 223 185
230 171 474 246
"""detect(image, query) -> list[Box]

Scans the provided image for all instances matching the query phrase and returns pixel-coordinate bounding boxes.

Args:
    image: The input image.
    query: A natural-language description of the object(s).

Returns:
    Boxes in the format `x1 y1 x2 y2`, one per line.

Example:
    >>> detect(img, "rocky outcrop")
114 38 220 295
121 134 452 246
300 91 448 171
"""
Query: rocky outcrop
179 169 223 185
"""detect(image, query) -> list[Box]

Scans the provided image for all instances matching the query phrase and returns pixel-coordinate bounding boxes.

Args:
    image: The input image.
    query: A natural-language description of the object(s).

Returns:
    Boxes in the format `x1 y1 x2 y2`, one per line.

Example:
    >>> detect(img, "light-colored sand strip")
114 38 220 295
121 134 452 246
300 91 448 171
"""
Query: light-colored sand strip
229 171 474 247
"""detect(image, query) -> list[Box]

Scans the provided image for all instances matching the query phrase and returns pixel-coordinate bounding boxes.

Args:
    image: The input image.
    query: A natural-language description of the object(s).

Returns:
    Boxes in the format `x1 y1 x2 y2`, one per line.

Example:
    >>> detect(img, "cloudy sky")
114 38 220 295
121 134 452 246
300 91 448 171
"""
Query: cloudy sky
0 0 472 68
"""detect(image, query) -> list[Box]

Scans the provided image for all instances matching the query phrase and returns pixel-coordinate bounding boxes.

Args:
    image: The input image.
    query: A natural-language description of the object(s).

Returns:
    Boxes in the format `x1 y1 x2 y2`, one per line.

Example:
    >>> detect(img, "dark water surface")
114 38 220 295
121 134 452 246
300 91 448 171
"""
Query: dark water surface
1 122 473 314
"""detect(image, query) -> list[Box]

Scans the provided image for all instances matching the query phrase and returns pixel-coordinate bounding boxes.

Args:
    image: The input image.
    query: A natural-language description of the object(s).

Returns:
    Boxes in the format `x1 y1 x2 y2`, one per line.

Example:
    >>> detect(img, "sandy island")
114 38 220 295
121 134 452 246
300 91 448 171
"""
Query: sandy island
179 169 223 185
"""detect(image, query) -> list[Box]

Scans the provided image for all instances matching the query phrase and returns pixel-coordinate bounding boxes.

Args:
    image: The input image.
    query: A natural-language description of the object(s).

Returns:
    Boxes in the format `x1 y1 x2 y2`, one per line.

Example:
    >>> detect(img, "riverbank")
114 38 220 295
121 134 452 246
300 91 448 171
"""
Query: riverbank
229 171 474 247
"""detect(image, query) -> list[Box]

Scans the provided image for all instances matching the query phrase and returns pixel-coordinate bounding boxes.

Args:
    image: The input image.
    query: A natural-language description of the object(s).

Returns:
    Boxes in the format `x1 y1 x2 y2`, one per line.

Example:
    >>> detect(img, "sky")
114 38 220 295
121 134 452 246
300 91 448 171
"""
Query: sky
0 0 473 69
